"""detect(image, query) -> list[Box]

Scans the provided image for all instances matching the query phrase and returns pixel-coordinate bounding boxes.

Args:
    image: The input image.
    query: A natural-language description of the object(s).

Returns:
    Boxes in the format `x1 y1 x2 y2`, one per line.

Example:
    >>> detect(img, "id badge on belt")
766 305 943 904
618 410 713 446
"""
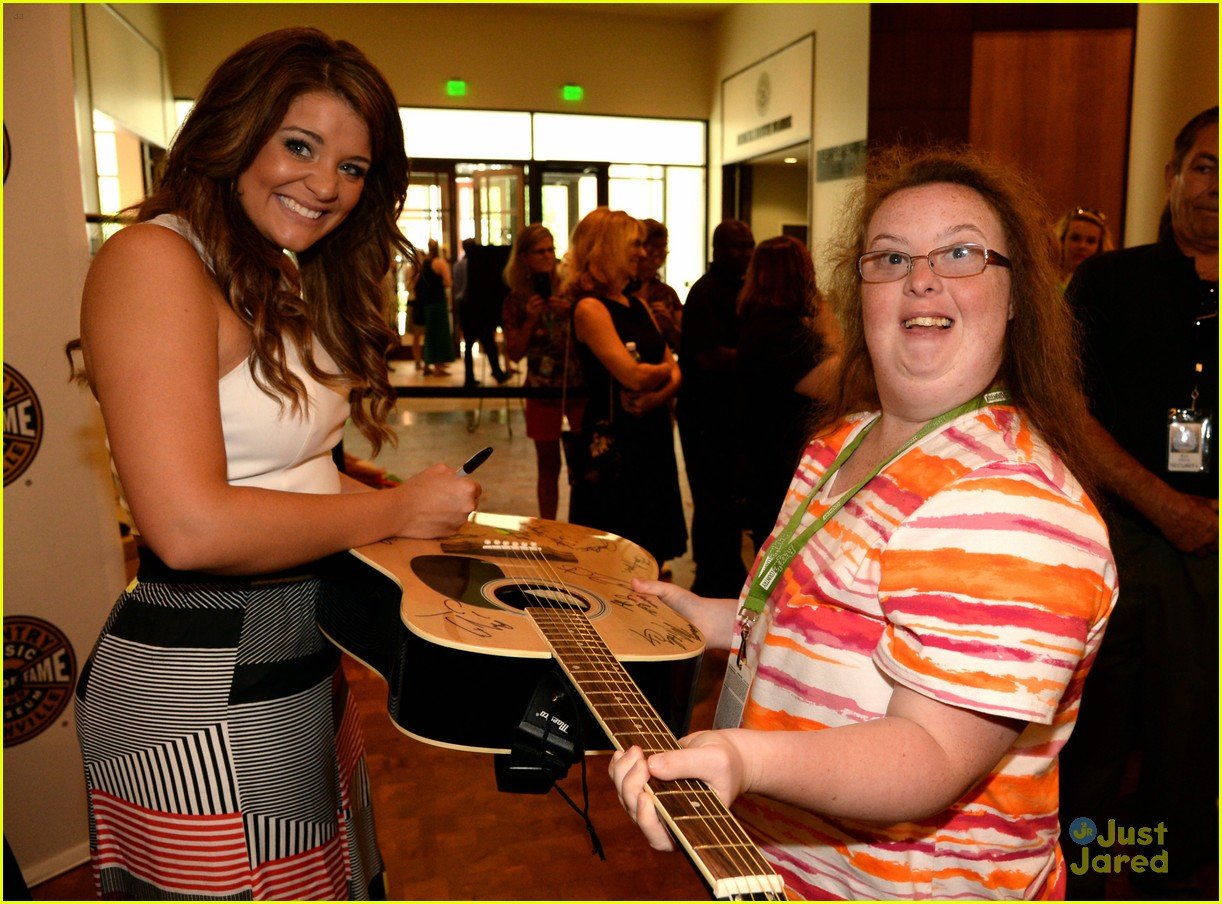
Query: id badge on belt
1168 407 1213 473
712 603 772 729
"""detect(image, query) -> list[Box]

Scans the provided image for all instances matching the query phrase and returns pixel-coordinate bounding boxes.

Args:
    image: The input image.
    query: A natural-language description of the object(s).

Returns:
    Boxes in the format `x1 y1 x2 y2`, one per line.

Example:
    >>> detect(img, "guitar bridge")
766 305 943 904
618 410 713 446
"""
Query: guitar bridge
440 538 578 562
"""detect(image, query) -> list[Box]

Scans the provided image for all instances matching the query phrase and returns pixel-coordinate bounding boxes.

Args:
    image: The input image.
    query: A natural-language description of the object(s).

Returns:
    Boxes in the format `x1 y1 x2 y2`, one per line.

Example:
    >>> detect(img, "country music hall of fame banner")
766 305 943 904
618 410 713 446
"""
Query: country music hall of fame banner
4 5 131 887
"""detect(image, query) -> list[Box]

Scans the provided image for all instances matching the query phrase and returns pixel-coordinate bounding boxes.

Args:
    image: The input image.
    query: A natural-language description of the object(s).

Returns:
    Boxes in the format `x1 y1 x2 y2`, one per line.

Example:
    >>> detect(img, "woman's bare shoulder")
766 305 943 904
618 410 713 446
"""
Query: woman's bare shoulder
86 222 217 297
92 220 204 266
82 221 224 339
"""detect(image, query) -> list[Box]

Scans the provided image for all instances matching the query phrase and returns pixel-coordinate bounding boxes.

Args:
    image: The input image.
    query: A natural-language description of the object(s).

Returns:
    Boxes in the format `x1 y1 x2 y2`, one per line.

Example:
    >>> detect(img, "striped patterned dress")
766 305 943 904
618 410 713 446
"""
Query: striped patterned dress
75 559 382 899
731 404 1117 900
74 214 384 900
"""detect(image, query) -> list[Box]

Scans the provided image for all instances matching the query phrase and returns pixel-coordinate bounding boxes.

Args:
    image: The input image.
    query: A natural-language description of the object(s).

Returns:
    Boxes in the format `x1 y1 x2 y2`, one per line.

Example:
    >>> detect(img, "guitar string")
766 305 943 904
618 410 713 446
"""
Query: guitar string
486 530 778 896
504 536 780 898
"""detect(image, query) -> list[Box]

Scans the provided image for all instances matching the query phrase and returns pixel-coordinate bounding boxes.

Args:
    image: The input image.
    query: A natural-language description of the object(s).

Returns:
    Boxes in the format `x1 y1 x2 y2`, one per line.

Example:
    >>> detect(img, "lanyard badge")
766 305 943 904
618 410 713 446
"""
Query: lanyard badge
1168 402 1212 474
1169 302 1216 474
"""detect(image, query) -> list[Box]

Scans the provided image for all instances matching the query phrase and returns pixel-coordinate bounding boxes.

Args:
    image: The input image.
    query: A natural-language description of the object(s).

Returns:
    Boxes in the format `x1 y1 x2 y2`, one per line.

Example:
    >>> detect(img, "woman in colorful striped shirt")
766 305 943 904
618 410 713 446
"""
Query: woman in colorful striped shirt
611 147 1117 900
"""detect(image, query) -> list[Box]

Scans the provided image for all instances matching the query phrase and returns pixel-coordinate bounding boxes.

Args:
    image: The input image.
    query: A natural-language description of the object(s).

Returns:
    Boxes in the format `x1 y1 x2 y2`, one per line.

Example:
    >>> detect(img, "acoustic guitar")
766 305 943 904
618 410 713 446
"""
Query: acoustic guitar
317 512 785 901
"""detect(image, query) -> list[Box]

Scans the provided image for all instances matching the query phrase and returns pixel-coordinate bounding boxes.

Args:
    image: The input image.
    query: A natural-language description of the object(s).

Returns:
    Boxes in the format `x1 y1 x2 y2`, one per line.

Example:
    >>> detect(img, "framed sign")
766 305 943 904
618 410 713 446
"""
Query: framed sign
721 35 813 165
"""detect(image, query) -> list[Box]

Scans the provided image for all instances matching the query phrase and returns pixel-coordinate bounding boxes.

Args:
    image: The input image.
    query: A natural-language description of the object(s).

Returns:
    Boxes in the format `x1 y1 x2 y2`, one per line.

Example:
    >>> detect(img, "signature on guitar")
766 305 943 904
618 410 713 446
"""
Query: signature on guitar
555 563 635 589
630 619 704 649
417 598 514 638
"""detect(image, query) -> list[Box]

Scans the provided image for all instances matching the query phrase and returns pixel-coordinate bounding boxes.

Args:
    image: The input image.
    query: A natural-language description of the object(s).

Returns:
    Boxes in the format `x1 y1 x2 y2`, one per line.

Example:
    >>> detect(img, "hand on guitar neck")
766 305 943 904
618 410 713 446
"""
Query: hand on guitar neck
611 730 753 852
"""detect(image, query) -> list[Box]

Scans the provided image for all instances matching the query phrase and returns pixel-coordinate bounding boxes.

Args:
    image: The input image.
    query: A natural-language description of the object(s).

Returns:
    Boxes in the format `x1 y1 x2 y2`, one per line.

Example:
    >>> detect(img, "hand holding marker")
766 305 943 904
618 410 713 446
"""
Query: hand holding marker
457 447 492 519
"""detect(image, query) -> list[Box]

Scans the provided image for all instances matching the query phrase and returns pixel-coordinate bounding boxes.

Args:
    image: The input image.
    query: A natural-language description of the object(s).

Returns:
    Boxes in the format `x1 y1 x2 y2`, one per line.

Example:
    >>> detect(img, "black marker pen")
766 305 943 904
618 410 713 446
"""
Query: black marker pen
456 446 493 477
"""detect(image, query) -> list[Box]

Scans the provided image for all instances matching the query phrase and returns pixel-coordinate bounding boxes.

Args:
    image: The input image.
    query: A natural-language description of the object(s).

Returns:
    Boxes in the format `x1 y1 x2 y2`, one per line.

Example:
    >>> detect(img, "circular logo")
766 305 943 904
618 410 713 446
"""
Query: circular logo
4 363 44 486
755 71 772 118
1068 816 1098 845
4 616 78 747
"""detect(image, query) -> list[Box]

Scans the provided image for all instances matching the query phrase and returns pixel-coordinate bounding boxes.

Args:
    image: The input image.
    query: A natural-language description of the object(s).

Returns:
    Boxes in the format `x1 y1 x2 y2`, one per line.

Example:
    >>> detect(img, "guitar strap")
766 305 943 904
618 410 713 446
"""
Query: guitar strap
495 671 580 792
494 672 606 860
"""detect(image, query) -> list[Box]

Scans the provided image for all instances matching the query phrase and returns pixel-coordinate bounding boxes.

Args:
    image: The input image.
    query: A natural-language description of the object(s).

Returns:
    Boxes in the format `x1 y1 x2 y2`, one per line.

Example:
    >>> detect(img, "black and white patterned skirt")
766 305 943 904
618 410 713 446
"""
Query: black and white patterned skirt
75 552 384 900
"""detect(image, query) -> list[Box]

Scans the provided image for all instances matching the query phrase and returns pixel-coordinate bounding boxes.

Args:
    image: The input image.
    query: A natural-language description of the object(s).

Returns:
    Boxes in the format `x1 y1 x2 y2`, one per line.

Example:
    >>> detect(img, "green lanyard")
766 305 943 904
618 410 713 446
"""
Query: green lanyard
740 389 1012 622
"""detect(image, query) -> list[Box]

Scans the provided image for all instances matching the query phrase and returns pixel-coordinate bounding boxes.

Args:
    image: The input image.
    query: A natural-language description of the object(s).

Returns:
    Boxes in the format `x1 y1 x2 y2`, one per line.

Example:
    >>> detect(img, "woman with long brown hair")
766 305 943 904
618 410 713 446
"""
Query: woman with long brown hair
73 29 478 899
734 235 837 552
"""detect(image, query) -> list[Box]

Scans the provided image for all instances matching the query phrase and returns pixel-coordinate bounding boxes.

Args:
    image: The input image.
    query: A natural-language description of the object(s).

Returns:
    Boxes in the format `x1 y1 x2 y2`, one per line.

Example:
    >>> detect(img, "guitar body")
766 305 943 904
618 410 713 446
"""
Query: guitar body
317 512 705 753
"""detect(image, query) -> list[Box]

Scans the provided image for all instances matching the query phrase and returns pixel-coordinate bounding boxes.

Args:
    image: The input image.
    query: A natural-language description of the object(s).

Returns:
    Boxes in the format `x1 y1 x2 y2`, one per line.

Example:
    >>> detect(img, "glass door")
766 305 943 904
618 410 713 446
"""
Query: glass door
460 163 525 247
393 164 453 334
529 162 607 257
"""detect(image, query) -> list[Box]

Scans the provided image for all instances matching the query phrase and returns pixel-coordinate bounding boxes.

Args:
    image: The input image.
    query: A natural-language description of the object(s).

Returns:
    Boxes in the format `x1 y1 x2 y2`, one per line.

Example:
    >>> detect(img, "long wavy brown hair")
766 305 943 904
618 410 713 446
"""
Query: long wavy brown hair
139 27 409 454
820 145 1098 500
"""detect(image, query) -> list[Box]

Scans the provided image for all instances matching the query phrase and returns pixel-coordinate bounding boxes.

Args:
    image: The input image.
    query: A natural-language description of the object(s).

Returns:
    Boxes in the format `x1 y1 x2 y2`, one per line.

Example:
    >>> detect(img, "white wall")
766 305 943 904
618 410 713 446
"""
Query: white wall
711 4 871 268
81 3 172 147
1125 3 1219 246
3 3 129 884
158 2 715 120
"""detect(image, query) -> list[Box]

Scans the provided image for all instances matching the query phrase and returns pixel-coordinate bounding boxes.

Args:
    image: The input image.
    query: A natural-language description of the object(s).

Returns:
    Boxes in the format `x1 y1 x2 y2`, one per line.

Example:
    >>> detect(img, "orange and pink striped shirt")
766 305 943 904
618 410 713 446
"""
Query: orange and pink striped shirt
731 405 1117 900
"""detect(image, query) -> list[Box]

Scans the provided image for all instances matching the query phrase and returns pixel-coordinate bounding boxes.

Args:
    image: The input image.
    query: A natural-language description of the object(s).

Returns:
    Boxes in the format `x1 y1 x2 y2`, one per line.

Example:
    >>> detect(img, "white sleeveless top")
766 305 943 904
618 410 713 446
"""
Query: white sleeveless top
150 214 349 494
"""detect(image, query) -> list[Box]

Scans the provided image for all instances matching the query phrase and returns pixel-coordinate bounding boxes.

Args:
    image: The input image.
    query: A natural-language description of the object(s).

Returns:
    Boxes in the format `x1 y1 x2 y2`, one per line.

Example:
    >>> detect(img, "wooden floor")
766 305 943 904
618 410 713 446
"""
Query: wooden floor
31 649 731 902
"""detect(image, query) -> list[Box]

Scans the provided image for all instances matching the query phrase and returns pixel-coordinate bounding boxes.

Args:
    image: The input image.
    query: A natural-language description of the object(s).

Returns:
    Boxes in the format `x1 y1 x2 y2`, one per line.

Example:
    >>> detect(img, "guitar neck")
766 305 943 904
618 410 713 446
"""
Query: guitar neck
527 606 785 901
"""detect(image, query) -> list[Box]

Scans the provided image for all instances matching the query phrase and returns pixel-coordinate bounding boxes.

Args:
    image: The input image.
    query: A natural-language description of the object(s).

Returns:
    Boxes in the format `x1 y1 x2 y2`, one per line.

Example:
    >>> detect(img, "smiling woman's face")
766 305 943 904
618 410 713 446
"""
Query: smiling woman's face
861 182 1012 422
236 90 371 253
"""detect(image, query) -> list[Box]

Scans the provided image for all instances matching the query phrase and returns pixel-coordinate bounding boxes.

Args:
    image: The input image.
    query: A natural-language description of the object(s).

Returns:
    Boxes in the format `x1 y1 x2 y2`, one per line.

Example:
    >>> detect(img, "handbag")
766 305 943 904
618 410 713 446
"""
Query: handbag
560 316 621 486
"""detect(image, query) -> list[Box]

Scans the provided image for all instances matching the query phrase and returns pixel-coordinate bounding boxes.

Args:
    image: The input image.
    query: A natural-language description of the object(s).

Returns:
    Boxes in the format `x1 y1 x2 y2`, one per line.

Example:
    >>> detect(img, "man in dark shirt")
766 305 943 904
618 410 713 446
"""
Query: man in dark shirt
1060 106 1217 899
676 220 755 596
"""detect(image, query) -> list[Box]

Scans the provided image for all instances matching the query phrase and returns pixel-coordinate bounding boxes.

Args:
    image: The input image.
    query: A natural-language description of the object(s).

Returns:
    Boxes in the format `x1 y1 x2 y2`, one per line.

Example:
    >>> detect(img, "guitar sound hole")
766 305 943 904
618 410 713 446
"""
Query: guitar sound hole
491 583 592 613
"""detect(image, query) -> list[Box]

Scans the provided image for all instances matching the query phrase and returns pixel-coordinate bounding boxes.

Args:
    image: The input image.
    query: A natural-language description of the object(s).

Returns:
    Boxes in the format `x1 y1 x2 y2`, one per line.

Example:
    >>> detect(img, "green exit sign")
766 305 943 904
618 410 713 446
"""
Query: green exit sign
446 79 468 97
562 84 584 102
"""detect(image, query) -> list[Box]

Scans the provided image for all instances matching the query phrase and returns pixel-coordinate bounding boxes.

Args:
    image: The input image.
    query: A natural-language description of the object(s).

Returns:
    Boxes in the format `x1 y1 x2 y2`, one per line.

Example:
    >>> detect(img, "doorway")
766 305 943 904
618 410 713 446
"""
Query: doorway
722 141 810 246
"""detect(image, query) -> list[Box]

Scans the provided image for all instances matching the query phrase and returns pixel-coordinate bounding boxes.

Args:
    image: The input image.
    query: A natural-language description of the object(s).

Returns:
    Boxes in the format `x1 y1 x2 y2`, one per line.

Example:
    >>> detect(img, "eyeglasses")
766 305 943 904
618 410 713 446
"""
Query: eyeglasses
1073 207 1107 221
857 243 1012 283
527 246 556 256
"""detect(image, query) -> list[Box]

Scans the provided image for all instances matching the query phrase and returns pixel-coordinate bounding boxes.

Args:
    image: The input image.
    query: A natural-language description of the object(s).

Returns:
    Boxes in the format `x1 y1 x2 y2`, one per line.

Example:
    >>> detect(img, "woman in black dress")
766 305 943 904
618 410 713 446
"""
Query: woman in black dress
565 207 687 569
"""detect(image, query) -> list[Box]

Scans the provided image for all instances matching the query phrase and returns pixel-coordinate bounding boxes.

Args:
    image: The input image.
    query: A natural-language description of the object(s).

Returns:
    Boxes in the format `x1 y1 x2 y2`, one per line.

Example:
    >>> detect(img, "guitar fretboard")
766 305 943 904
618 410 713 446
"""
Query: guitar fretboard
527 606 785 901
